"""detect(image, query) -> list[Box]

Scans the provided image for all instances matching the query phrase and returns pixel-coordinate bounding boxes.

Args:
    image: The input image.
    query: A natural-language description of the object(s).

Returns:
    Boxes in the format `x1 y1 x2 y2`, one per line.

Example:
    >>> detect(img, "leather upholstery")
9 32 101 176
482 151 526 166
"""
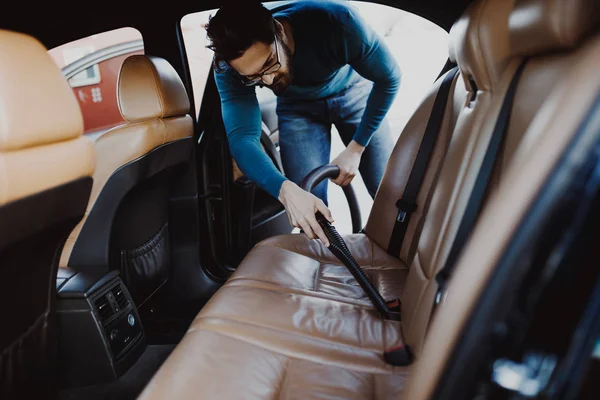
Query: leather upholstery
509 0 600 57
139 1 600 398
229 234 408 302
0 30 94 205
0 140 94 205
402 59 522 355
0 30 83 152
406 33 600 399
0 29 93 400
364 71 465 264
59 55 193 267
403 0 599 356
118 55 190 122
139 234 410 400
449 0 515 91
141 329 408 399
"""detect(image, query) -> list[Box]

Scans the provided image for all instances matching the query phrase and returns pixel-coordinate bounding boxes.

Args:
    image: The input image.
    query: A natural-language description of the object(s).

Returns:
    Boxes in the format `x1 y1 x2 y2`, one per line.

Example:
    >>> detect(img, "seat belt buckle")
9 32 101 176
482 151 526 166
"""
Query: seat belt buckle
386 298 401 311
395 199 417 223
385 298 402 321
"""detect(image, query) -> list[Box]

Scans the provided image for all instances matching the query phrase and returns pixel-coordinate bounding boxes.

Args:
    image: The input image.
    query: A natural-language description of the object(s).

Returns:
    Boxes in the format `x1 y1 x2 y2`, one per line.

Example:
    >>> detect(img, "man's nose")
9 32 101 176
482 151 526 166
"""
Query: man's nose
261 73 275 86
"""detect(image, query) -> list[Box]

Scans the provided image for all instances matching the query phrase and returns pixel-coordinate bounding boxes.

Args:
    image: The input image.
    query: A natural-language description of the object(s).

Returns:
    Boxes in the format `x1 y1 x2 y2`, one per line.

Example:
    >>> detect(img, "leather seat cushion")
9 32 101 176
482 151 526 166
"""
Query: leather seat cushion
137 233 410 399
184 232 408 366
139 328 408 400
228 233 408 304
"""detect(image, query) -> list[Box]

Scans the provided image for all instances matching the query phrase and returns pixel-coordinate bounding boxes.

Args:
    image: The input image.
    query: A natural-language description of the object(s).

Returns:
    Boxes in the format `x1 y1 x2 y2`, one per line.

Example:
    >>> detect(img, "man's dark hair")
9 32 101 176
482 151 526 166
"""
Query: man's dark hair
205 1 276 72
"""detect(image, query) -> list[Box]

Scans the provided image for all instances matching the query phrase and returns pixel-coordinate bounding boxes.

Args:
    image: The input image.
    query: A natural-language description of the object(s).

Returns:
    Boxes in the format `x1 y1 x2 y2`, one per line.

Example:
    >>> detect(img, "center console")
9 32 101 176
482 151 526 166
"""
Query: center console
56 267 146 389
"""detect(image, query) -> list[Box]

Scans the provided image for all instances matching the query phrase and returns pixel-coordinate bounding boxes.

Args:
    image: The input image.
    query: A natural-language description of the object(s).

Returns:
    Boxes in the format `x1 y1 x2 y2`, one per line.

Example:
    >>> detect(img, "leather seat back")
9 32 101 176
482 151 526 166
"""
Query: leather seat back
400 0 517 355
401 0 600 356
407 2 600 396
59 55 193 309
0 29 94 399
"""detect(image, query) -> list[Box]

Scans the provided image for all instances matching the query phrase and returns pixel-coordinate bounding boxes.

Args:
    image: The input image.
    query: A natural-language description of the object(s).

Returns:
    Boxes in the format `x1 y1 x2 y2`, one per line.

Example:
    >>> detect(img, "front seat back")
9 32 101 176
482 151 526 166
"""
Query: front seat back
59 55 193 309
0 30 94 399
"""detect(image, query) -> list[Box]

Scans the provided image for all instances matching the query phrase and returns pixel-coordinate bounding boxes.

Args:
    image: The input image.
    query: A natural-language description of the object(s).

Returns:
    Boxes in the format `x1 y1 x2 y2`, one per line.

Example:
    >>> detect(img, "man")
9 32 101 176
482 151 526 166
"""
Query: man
205 0 401 246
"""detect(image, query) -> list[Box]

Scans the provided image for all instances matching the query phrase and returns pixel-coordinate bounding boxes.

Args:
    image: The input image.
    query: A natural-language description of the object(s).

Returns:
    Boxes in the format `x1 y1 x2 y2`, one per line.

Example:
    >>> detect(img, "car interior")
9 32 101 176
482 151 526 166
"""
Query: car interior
1 0 600 399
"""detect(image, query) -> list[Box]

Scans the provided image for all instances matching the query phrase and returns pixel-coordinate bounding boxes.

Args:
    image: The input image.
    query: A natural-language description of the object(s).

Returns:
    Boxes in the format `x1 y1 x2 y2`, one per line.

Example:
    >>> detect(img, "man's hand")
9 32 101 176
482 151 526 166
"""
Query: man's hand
278 180 334 247
330 140 365 187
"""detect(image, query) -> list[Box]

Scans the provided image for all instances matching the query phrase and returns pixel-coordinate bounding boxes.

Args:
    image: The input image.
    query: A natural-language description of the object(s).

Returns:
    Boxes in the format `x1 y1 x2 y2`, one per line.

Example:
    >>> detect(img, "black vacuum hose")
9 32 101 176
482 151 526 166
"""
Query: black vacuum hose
315 212 392 319
298 164 392 318
300 164 362 234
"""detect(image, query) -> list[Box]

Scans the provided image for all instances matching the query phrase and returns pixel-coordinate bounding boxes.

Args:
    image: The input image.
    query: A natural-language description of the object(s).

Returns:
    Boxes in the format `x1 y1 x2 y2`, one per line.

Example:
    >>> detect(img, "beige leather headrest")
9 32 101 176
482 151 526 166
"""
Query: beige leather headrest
449 0 515 91
509 0 600 57
0 29 83 151
117 55 190 122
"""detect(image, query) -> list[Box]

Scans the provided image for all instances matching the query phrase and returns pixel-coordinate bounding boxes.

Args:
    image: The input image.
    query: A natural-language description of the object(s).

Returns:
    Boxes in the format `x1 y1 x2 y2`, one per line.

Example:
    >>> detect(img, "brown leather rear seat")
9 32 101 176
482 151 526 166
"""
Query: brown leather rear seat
138 0 600 398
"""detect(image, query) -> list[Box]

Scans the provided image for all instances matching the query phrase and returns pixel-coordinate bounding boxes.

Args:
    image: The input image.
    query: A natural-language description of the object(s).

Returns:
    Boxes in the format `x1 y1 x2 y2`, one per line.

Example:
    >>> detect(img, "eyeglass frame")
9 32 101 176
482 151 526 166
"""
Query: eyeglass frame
236 34 282 86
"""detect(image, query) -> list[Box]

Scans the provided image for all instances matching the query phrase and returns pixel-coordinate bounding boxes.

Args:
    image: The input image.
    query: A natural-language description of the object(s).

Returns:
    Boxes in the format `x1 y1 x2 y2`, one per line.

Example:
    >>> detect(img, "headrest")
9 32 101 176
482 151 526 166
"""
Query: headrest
117 55 190 122
449 0 515 91
0 30 83 152
509 0 600 57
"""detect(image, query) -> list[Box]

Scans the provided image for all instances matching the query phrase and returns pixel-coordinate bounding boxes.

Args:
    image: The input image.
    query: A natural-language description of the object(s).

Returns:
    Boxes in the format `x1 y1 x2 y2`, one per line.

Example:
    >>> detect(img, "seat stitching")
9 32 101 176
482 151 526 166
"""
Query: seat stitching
190 325 407 376
416 251 424 281
313 262 321 292
427 102 486 275
372 371 378 400
403 257 429 344
145 56 167 118
255 236 407 270
195 315 403 372
224 278 381 308
229 273 406 306
261 242 346 266
195 313 400 353
475 0 492 89
428 62 520 277
227 264 406 282
233 245 406 273
159 118 167 145
275 358 291 400
360 265 408 271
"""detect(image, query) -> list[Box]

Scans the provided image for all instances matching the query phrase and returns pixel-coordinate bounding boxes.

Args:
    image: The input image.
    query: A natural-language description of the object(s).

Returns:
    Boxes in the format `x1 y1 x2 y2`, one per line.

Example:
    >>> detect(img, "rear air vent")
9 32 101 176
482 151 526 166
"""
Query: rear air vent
111 285 129 310
93 284 132 324
94 295 114 323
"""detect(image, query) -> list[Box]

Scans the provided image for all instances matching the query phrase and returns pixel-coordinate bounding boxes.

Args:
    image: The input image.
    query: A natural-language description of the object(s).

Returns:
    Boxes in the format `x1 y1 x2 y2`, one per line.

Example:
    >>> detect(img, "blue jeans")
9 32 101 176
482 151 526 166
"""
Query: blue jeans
277 78 394 205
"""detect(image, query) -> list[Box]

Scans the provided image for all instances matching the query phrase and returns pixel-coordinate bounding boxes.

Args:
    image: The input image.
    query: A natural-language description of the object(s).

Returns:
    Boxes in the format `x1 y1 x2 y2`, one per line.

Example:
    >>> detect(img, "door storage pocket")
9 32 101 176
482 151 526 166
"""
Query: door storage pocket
120 223 170 305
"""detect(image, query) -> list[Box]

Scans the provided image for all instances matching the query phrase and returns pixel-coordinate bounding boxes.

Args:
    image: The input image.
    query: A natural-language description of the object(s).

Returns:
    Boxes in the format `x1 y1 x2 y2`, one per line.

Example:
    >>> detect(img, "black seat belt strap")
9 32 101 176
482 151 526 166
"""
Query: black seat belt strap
387 66 459 257
433 60 529 312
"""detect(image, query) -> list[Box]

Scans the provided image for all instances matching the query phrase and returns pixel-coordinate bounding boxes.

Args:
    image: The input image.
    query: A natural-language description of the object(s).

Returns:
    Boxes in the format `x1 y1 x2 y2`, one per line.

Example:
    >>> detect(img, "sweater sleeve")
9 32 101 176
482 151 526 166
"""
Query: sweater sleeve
337 7 402 146
214 69 288 198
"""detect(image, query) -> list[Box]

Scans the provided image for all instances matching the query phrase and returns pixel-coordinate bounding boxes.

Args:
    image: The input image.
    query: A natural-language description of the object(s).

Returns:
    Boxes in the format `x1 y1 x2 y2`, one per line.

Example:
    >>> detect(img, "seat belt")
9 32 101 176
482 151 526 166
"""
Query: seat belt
387 66 459 257
433 59 529 315
385 61 528 367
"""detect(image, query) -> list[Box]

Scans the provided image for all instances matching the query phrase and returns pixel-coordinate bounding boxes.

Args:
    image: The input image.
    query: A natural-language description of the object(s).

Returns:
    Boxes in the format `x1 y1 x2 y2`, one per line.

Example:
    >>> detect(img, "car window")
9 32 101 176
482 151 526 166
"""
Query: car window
48 27 144 138
180 2 449 233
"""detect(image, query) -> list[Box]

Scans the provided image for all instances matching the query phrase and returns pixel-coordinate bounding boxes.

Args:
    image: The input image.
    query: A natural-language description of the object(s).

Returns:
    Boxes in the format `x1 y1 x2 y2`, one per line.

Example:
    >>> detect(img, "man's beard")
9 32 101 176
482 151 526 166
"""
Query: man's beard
269 39 294 95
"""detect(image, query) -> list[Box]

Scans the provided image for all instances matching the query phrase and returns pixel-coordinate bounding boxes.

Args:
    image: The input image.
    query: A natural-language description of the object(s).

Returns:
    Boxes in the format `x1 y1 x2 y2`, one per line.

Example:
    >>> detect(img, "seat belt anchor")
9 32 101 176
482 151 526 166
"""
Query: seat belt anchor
434 288 444 305
385 298 402 321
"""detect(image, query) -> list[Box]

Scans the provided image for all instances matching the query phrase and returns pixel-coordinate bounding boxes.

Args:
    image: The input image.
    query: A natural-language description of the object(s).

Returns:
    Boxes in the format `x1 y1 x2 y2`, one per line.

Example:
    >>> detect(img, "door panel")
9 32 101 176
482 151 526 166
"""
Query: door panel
197 71 292 280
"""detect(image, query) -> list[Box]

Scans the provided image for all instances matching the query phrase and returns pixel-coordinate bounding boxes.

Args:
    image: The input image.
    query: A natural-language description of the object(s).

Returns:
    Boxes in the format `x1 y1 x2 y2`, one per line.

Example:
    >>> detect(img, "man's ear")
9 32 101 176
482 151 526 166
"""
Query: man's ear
274 19 284 36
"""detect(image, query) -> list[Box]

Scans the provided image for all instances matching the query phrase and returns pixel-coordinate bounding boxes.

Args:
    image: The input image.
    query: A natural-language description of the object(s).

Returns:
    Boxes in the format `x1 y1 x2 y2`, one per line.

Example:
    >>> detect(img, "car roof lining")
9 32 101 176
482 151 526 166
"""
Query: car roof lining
2 0 473 50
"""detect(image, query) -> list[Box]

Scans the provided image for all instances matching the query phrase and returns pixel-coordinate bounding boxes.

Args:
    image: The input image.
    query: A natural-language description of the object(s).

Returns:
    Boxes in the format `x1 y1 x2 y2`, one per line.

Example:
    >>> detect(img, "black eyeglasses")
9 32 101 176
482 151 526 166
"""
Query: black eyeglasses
239 35 281 86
